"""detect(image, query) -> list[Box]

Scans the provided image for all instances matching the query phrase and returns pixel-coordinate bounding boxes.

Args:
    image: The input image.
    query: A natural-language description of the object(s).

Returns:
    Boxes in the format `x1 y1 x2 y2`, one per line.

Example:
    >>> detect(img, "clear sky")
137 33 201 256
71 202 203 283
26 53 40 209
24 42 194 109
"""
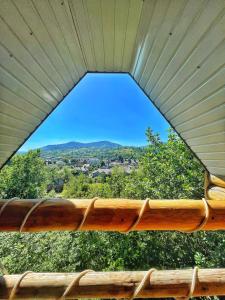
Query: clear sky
20 73 169 151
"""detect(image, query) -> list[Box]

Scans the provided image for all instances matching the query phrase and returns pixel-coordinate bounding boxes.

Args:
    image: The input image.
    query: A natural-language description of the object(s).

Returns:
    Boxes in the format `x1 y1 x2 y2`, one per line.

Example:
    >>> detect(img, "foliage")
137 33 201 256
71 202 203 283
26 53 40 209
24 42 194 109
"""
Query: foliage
0 150 47 199
47 166 72 193
42 146 144 162
106 167 127 198
122 128 204 199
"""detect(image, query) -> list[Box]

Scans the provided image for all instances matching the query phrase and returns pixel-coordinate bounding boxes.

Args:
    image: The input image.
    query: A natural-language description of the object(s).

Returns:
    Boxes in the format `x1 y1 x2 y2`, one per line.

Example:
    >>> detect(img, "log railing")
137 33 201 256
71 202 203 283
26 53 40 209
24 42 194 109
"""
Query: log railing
0 198 225 232
1 173 225 299
1 268 225 299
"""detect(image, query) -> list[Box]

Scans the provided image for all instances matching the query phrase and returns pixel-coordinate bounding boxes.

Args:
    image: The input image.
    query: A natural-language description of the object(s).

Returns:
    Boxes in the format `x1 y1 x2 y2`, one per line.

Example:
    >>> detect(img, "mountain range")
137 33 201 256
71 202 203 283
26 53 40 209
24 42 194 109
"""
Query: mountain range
41 141 122 151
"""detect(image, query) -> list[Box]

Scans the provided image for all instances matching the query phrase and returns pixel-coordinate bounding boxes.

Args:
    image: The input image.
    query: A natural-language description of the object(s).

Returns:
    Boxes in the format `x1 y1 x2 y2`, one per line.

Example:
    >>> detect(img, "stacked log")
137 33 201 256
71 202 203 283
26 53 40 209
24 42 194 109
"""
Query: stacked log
205 172 225 200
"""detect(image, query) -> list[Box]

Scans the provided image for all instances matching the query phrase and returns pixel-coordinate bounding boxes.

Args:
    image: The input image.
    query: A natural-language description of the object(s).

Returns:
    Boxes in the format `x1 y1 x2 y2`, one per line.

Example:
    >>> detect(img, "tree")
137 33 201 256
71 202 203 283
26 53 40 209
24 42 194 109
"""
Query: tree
107 166 126 198
62 174 91 198
47 166 72 193
0 150 48 199
123 128 204 199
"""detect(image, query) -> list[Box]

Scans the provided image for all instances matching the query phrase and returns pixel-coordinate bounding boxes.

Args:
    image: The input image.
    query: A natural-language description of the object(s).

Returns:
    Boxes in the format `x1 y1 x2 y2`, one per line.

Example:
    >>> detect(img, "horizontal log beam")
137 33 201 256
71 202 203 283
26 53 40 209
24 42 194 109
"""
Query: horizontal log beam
1 268 225 299
0 198 225 232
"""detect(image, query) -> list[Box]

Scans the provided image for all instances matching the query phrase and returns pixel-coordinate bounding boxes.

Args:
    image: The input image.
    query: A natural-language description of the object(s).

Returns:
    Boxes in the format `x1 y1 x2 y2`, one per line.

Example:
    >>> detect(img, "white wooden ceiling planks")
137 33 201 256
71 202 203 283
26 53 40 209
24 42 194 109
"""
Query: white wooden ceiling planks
0 0 224 176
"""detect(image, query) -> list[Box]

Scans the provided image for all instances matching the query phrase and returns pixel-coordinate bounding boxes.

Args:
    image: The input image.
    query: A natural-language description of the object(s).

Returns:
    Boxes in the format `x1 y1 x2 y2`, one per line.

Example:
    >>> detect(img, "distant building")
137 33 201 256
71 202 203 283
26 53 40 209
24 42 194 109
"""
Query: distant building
91 168 111 178
87 158 100 165
55 160 65 166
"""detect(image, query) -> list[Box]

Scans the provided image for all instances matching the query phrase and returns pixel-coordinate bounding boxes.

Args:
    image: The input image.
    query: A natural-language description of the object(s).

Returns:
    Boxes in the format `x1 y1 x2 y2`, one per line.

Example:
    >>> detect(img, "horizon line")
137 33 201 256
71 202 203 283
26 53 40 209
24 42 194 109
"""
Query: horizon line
19 139 149 152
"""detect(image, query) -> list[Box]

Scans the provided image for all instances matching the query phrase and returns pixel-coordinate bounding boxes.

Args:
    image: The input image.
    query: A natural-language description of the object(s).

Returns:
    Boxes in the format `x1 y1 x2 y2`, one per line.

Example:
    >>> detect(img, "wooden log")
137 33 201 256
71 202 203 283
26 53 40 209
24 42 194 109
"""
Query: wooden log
0 198 225 232
209 174 225 188
205 172 225 200
1 269 225 299
207 186 225 201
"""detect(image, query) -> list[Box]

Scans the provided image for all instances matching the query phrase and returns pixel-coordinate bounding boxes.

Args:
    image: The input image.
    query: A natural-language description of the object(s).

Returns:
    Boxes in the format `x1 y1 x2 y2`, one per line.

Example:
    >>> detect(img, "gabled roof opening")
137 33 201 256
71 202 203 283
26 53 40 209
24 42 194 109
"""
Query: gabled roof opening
0 0 224 175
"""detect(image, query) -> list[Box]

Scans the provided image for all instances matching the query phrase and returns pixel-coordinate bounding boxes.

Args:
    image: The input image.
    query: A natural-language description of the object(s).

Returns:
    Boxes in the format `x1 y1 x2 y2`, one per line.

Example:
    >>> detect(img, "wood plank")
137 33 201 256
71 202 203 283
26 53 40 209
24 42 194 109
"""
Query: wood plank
187 132 225 147
130 0 155 76
192 144 225 153
134 0 169 82
139 0 185 88
85 0 105 71
176 104 225 133
143 0 205 94
49 0 86 77
14 0 73 93
171 86 225 127
163 39 225 118
69 0 96 70
150 0 223 103
0 2 62 103
0 97 41 124
181 119 225 140
122 0 143 72
114 0 130 71
101 0 115 71
159 7 225 112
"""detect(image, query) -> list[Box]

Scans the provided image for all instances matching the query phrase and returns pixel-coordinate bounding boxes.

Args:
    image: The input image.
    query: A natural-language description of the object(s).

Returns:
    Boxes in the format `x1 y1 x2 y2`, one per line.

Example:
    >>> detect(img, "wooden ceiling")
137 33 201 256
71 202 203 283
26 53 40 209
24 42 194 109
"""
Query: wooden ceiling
0 0 224 175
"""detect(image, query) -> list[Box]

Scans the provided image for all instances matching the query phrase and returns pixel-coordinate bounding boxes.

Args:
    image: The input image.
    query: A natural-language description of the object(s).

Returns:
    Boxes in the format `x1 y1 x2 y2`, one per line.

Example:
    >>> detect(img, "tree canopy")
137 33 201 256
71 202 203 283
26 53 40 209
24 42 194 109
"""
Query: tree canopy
0 150 47 199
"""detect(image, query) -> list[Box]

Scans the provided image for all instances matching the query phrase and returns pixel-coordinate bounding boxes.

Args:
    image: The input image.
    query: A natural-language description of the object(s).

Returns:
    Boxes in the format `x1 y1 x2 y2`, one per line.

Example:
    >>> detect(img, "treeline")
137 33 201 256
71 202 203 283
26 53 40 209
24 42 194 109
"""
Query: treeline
42 146 144 161
0 129 223 300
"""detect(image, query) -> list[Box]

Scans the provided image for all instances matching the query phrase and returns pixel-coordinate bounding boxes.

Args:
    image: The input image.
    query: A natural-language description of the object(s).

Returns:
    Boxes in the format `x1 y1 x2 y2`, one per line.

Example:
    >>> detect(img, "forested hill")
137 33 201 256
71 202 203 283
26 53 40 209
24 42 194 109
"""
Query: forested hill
41 141 122 151
39 141 145 161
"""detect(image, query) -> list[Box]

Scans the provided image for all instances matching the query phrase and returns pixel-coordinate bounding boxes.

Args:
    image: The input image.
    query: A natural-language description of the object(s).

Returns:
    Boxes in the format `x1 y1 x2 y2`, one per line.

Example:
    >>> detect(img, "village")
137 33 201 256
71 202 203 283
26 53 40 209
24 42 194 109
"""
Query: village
44 155 138 178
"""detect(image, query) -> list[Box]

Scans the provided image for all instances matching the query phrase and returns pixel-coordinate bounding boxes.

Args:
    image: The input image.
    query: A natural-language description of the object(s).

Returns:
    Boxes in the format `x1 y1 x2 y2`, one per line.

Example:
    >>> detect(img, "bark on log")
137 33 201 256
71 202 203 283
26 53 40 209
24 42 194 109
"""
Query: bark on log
1 269 225 299
0 198 225 232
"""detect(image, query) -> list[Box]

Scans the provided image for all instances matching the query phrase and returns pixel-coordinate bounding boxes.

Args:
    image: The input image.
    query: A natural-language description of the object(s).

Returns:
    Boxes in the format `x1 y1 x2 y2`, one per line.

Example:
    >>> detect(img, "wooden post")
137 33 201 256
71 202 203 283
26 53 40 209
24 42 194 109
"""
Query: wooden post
0 198 225 232
1 269 225 299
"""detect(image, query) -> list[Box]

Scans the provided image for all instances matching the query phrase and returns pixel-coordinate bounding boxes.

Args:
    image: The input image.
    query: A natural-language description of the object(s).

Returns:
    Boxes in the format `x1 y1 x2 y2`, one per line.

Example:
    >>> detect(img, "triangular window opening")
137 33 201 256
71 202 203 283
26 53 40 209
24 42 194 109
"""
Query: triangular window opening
0 73 204 201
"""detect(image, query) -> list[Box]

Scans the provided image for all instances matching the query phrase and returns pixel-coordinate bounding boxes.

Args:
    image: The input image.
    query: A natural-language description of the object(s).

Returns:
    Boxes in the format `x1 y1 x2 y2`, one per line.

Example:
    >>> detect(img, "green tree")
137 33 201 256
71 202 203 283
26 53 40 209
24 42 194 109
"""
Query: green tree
62 174 91 198
123 128 204 199
107 166 126 197
47 166 72 193
0 150 47 199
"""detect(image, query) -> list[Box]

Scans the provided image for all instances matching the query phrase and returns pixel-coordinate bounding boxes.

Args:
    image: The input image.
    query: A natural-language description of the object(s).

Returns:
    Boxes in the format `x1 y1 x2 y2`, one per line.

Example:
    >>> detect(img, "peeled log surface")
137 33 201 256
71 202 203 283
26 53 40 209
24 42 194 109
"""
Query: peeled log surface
207 186 225 201
205 173 225 200
209 174 225 188
0 198 225 232
1 269 225 299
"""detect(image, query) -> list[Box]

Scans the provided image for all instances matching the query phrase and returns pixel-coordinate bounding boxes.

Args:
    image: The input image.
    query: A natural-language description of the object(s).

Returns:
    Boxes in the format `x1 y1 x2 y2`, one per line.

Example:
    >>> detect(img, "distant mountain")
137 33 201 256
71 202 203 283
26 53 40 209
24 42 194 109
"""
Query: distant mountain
41 141 122 151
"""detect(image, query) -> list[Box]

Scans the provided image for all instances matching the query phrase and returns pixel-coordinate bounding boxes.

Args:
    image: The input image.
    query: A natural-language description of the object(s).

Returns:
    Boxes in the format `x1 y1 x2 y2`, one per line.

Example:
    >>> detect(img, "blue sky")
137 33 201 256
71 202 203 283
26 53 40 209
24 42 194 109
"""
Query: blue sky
20 73 169 151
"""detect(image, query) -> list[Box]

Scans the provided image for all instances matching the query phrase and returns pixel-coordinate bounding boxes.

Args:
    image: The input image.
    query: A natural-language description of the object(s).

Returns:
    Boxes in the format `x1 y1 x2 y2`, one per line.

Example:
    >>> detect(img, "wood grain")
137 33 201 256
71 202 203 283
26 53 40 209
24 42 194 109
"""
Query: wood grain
0 198 225 232
205 172 225 200
1 269 225 299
